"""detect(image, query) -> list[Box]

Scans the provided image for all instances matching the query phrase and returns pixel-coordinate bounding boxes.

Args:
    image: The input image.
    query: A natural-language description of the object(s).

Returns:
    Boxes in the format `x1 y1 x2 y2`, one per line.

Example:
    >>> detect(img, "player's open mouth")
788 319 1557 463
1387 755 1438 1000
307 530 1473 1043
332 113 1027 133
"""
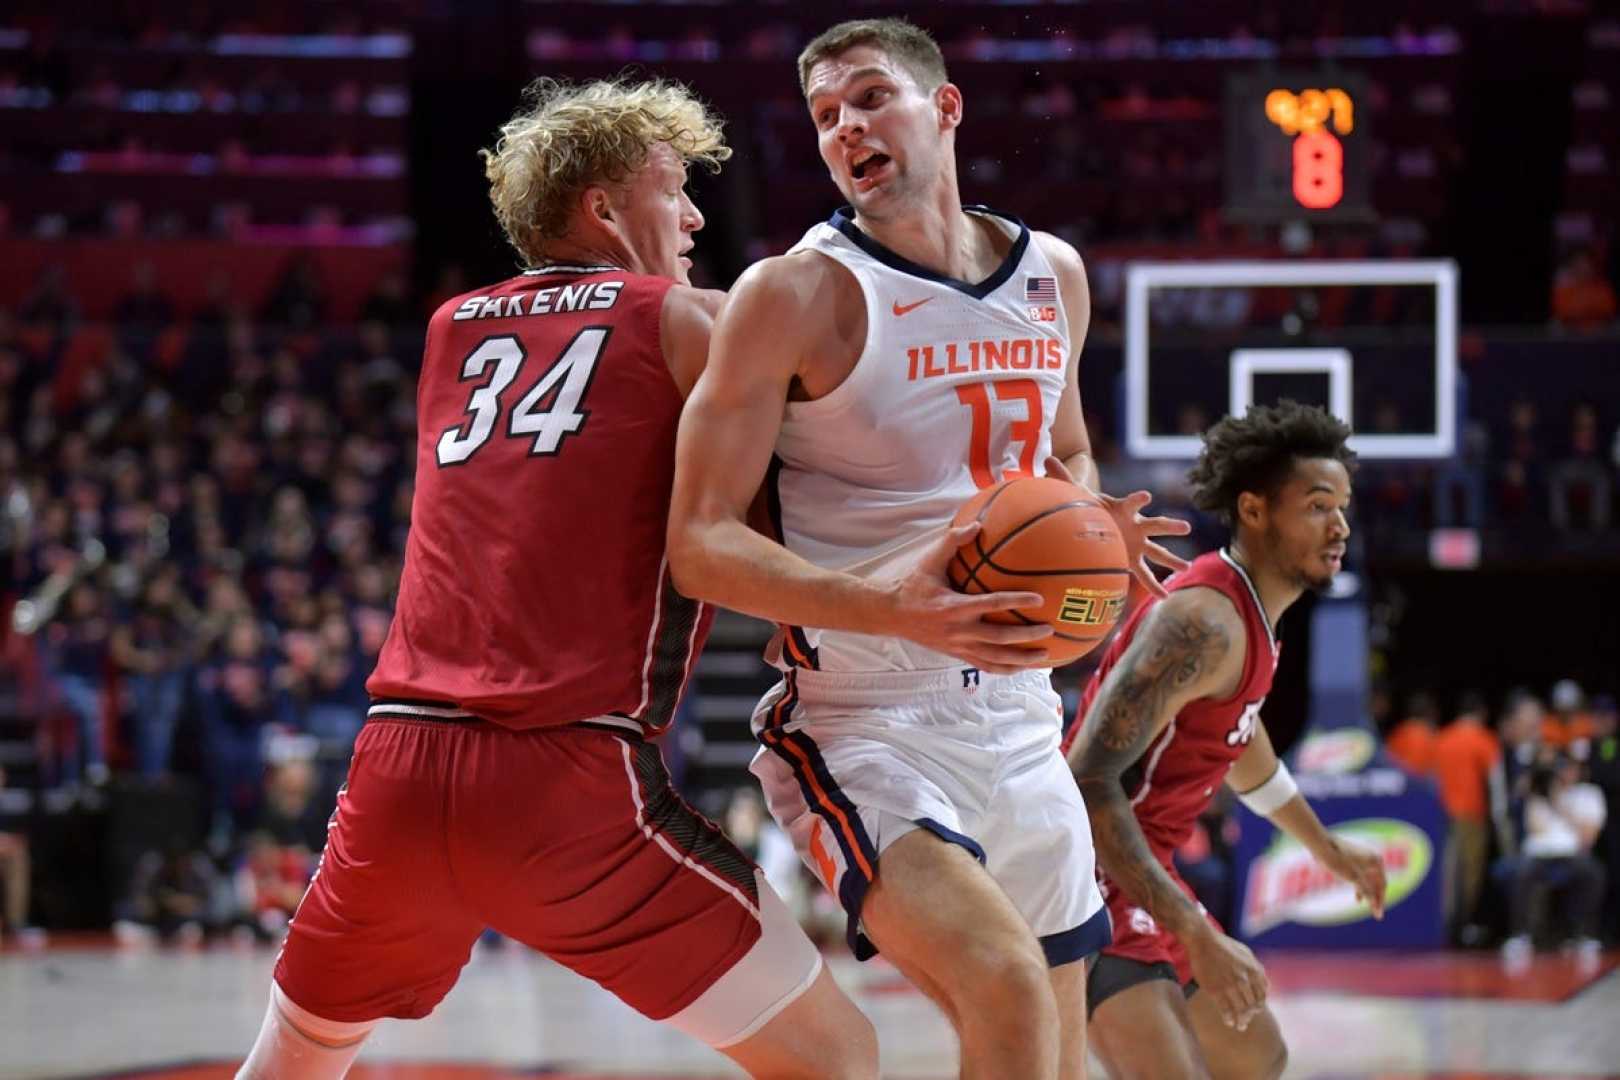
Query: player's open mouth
850 151 891 187
1322 548 1344 569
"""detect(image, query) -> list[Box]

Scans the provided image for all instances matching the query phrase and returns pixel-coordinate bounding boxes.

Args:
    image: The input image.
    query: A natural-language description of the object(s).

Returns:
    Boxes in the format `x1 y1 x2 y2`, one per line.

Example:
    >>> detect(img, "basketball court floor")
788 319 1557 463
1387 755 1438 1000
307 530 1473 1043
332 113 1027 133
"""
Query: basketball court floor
2 940 1615 1079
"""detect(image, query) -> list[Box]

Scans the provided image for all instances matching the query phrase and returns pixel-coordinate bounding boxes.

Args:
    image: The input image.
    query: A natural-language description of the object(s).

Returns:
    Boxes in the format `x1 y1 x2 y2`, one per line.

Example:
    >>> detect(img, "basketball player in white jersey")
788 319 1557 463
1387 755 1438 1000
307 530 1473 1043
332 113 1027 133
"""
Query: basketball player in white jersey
669 17 1190 1079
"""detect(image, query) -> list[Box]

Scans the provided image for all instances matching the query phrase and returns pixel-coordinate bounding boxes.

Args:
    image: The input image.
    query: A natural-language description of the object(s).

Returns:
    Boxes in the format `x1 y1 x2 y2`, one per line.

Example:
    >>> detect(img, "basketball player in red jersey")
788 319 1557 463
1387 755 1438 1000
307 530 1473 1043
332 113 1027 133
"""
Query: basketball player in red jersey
1064 402 1390 1080
236 78 878 1080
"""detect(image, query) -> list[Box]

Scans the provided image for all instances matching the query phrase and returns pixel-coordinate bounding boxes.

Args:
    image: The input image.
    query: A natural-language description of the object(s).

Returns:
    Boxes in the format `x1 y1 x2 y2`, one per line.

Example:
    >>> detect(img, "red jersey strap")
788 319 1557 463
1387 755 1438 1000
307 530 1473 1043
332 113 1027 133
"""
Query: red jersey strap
1215 548 1277 655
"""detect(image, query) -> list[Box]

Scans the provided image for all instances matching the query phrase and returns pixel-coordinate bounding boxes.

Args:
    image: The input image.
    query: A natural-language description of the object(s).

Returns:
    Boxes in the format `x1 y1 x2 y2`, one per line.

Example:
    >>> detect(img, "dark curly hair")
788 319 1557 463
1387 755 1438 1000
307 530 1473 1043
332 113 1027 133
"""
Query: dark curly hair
1187 401 1356 526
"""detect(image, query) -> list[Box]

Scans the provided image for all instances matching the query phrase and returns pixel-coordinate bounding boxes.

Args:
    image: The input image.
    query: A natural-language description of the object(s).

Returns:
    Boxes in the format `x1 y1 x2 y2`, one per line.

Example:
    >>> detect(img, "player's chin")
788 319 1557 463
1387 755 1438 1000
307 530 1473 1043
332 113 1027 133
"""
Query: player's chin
1303 568 1337 594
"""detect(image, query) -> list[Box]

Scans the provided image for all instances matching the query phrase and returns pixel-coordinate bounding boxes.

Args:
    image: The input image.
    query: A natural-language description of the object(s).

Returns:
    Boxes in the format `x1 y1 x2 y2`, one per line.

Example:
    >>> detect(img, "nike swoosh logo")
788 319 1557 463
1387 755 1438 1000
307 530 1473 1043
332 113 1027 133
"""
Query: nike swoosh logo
892 297 934 316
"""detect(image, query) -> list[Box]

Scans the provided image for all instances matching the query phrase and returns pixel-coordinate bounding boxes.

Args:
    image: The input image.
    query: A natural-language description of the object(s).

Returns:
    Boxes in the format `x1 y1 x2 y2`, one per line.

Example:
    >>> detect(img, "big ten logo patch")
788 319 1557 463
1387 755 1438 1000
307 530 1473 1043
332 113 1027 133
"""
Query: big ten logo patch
1226 699 1265 746
1128 907 1159 936
1058 588 1126 627
1028 305 1058 322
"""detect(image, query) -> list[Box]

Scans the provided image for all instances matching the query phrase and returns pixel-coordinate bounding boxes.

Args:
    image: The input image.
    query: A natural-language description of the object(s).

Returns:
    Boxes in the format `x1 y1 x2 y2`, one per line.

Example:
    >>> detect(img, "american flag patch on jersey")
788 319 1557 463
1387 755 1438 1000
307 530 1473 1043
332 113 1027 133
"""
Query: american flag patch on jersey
1025 276 1057 302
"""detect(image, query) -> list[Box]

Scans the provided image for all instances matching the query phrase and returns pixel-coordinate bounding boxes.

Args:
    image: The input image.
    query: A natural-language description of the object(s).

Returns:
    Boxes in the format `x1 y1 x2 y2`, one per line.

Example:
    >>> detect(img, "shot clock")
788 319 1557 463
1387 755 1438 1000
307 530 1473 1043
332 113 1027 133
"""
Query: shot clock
1224 72 1373 222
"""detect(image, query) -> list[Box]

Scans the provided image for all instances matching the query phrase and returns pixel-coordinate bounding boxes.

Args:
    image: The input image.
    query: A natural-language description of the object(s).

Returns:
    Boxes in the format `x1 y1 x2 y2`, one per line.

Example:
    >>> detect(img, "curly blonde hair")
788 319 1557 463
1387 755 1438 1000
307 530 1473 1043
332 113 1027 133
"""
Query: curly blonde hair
481 76 731 267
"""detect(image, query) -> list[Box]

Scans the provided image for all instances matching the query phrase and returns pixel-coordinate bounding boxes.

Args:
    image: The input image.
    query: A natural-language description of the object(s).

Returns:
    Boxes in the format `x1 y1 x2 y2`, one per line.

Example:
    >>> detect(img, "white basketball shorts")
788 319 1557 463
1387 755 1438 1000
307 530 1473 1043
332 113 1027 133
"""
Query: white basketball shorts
750 665 1110 964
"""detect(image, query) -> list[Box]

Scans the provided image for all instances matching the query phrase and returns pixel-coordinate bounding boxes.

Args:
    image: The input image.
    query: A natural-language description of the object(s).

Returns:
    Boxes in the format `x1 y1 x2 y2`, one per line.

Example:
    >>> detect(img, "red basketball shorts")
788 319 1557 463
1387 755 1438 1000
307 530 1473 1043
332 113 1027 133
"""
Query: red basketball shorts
274 716 820 1045
1097 862 1223 984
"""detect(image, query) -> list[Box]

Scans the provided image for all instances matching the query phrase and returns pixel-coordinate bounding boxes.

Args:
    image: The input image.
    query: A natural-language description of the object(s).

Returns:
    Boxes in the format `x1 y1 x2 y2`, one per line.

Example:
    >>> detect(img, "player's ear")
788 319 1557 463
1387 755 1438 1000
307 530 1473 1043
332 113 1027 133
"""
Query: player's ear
935 82 963 131
582 184 616 229
1235 490 1266 531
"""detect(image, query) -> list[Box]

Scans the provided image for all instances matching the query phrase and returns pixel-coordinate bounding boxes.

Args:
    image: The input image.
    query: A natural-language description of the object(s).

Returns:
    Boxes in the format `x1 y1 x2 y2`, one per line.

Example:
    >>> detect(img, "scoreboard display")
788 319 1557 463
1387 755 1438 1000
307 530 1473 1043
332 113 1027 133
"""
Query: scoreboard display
1224 72 1373 222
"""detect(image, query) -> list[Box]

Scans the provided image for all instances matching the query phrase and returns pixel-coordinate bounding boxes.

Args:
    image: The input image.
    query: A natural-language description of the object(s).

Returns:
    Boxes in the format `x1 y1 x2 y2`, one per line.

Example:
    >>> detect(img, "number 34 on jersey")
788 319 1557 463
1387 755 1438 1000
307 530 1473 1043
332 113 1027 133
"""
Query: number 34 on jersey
436 329 608 467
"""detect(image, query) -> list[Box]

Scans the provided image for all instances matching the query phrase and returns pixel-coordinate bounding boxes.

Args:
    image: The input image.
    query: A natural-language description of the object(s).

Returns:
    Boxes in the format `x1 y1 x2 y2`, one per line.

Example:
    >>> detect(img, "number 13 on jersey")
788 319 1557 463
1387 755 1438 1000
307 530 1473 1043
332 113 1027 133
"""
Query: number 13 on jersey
956 378 1042 489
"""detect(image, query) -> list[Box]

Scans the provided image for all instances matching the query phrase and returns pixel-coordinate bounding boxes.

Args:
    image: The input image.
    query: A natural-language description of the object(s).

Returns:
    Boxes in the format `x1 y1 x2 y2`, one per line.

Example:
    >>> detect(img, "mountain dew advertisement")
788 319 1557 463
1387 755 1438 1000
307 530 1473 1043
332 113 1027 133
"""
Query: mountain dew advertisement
1231 766 1447 948
1241 819 1433 937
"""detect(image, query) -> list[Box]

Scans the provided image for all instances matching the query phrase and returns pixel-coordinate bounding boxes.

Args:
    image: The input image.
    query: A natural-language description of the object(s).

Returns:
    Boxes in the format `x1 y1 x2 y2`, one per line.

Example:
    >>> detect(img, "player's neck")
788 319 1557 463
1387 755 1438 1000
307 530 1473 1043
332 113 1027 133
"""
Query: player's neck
852 179 990 282
535 238 627 273
1225 540 1297 632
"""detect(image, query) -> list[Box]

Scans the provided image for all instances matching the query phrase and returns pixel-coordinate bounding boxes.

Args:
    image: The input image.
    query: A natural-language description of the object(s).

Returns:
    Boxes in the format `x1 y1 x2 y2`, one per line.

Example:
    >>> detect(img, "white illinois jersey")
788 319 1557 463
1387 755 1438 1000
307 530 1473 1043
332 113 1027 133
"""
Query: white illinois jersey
768 205 1071 673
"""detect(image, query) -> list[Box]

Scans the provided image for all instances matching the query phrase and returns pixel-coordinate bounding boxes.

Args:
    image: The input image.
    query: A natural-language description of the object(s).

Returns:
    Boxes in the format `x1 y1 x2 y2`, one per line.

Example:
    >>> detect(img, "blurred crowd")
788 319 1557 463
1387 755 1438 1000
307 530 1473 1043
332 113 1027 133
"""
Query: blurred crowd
1382 682 1618 960
0 259 419 946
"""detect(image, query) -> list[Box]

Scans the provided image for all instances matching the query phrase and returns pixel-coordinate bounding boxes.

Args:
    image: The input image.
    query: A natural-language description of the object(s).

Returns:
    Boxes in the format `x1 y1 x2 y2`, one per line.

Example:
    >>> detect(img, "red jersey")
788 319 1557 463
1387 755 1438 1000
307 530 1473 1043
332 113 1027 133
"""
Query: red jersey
367 265 712 733
1065 549 1280 860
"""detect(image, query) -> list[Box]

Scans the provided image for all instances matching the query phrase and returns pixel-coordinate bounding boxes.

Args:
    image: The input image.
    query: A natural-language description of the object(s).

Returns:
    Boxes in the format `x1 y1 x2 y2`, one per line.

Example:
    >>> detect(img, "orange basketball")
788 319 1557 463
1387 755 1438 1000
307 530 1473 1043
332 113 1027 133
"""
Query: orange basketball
946 476 1130 665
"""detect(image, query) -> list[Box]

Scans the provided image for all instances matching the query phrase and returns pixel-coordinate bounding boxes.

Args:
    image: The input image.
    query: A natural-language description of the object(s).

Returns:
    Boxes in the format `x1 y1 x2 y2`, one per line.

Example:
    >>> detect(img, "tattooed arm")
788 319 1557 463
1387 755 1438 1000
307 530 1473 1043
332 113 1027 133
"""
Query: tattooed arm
1067 587 1270 1028
1068 588 1243 934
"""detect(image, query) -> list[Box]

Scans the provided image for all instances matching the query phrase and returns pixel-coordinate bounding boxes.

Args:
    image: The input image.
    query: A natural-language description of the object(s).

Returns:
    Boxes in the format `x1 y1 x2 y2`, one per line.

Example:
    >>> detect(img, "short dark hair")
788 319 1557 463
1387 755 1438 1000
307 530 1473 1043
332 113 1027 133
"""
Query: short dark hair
1187 401 1356 526
1456 690 1489 720
797 18 948 97
1405 692 1439 722
1502 687 1542 717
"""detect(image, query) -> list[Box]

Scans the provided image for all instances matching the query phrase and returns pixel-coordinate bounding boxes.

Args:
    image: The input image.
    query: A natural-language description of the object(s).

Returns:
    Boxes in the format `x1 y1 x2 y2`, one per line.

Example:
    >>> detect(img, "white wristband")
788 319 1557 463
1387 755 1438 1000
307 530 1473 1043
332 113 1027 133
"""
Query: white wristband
1237 761 1298 817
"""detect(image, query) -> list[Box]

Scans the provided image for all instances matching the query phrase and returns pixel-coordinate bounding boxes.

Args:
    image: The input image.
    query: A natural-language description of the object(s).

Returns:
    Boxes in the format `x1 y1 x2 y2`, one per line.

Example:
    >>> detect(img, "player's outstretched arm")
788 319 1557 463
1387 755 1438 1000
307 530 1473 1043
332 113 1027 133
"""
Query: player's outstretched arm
668 256 1052 673
1036 232 1189 598
1227 728 1388 919
1067 587 1267 1030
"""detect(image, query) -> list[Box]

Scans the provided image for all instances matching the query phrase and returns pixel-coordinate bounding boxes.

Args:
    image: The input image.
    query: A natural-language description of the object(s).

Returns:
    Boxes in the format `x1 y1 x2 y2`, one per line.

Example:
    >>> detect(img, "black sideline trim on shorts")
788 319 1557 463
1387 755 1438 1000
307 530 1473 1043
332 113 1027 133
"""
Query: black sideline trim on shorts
629 741 760 903
1086 953 1196 1018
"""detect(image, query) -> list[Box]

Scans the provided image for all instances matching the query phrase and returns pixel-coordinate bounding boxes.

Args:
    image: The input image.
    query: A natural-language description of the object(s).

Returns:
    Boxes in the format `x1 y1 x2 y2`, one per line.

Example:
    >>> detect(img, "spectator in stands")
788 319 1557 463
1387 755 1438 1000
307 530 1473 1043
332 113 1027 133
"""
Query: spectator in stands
195 614 278 847
112 839 220 947
1366 399 1422 529
257 755 327 854
1501 754 1606 968
1386 691 1439 776
281 611 367 794
723 787 802 916
114 261 175 363
1501 690 1546 823
110 564 197 778
191 575 254 665
1497 397 1545 523
233 830 313 940
1432 415 1489 529
1587 696 1620 941
1544 678 1598 758
261 255 328 330
1549 403 1612 531
1550 247 1618 331
17 264 80 330
1431 691 1501 944
41 580 111 786
0 766 45 948
359 269 412 325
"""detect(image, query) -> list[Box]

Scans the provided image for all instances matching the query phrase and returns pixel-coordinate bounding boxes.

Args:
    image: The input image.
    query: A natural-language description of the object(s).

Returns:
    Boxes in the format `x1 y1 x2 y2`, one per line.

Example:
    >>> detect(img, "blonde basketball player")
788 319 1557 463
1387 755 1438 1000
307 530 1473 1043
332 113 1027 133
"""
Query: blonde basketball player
669 18 1189 1078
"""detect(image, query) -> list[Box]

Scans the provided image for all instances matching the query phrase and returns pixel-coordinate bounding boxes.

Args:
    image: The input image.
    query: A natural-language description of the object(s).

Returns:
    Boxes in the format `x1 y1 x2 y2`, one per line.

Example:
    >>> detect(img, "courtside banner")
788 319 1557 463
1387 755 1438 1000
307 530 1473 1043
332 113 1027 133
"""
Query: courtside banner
1231 762 1447 948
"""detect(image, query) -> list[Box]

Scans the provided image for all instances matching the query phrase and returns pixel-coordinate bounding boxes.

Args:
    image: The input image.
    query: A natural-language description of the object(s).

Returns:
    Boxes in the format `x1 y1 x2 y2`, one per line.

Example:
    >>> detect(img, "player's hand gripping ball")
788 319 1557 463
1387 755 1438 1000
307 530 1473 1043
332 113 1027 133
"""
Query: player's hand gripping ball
947 477 1130 665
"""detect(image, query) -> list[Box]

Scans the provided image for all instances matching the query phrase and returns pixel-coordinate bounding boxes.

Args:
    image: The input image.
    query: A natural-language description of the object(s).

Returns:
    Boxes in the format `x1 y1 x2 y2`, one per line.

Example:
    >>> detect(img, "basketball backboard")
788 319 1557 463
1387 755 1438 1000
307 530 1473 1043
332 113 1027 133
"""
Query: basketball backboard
1123 260 1459 459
